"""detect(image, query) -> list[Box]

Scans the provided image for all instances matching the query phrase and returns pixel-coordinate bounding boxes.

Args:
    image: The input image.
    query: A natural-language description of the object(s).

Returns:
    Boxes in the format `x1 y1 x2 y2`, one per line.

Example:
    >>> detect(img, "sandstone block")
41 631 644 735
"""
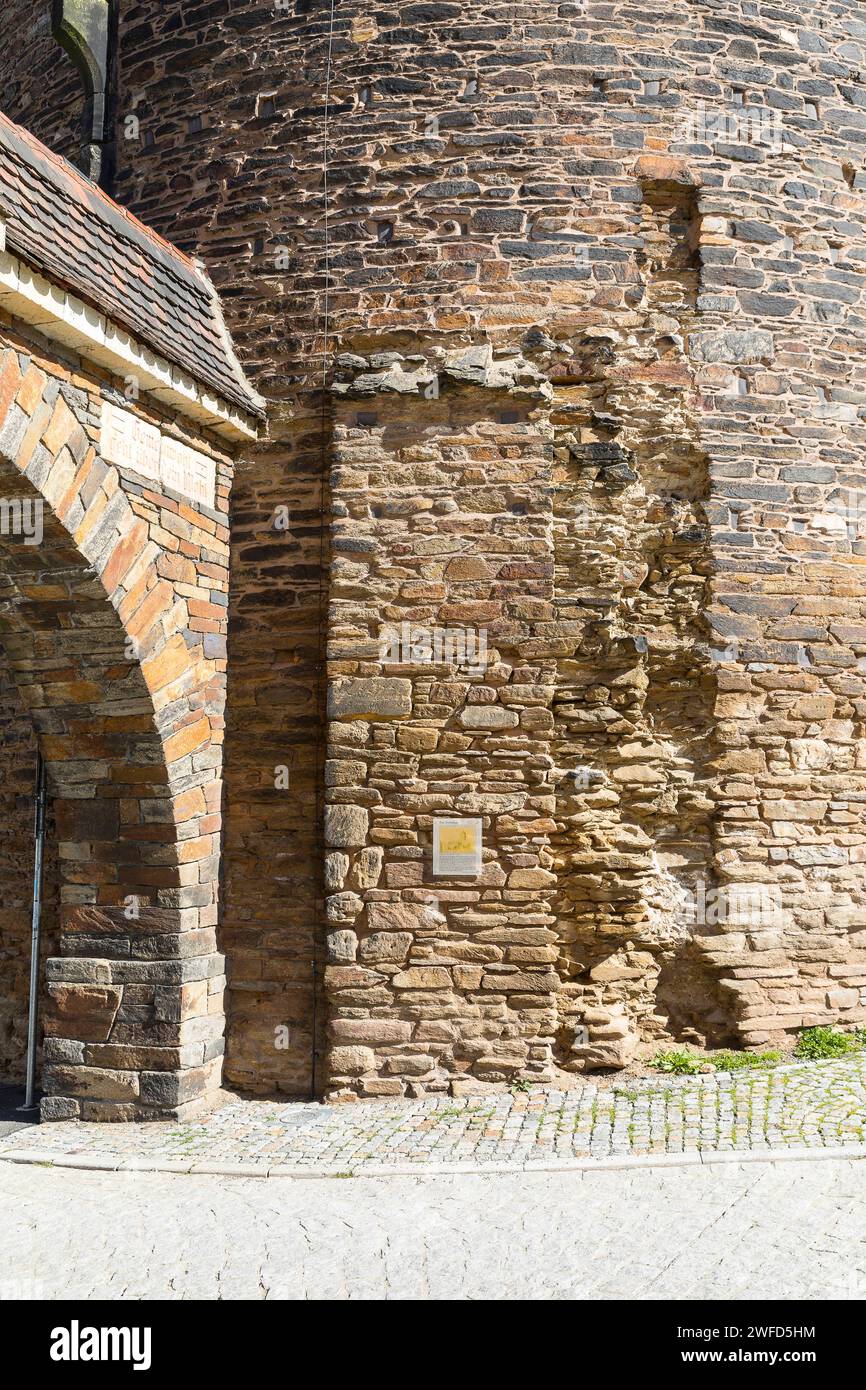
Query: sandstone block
325 852 349 889
634 153 700 186
414 1020 458 1042
507 868 556 888
330 1019 413 1044
44 985 122 1042
326 893 363 922
328 678 412 720
392 967 451 989
481 971 559 992
47 1065 140 1101
367 903 428 932
352 846 383 889
359 932 413 964
458 706 519 729
457 792 524 813
325 758 367 786
574 1033 639 1070
384 1054 435 1075
327 930 359 963
358 1078 404 1096
764 800 827 822
475 1056 523 1075
690 330 774 364
324 804 369 847
826 988 859 1009
450 1077 493 1096
793 695 835 720
330 1046 376 1075
39 1096 80 1121
612 764 665 784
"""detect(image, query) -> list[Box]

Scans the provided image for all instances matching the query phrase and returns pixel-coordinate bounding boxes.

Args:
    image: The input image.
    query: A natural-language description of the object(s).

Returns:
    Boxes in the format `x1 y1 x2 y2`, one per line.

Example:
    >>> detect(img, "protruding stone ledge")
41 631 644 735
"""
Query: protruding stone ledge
331 343 553 401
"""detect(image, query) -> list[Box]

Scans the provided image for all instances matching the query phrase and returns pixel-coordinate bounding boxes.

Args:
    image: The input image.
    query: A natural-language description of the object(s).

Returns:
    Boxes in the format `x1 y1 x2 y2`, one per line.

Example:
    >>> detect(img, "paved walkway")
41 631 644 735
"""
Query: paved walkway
2 1157 865 1299
1 1056 865 1175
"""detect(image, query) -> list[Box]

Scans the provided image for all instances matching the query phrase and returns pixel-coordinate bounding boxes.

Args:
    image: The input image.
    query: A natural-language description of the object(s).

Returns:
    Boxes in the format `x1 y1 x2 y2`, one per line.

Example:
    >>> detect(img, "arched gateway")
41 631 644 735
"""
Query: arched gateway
0 112 264 1118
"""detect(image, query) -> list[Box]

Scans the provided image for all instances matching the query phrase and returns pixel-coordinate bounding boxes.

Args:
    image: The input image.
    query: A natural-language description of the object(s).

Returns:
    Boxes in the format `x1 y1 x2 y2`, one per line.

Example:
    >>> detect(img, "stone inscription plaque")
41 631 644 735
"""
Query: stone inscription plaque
101 402 216 509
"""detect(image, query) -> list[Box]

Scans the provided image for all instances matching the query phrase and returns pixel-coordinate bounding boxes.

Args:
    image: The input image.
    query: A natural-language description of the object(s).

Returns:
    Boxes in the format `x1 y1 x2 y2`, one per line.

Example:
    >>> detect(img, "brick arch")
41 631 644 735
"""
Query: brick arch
0 349 226 1118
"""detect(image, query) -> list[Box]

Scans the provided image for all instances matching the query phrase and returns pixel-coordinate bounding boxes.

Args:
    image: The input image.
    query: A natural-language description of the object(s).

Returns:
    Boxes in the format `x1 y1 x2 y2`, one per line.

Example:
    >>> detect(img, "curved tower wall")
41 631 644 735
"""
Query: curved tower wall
2 0 866 1094
0 0 83 162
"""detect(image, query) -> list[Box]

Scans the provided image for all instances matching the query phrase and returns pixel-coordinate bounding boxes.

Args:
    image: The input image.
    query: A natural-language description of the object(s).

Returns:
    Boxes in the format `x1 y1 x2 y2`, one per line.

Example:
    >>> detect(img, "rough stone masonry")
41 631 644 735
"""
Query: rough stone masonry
2 0 866 1108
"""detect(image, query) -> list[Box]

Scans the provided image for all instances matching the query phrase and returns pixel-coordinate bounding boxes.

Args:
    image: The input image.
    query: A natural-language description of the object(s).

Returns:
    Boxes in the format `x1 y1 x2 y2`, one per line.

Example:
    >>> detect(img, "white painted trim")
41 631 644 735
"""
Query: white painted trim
0 248 261 441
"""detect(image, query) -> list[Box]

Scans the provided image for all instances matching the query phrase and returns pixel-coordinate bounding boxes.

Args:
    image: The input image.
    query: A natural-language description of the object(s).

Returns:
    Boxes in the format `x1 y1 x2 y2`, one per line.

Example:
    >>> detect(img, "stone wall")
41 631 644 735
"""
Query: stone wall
2 0 866 1099
326 387 559 1093
316 0 866 1090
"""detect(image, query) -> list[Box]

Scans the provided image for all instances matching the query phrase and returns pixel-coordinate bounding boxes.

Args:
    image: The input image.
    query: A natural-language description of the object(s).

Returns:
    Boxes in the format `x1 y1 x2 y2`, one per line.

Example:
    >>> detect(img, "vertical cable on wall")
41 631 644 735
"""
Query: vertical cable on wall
311 0 337 1099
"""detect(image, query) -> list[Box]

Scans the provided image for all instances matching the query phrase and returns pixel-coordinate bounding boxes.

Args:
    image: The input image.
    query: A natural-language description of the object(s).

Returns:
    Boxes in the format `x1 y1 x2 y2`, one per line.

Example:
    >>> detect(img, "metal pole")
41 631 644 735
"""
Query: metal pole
20 751 46 1112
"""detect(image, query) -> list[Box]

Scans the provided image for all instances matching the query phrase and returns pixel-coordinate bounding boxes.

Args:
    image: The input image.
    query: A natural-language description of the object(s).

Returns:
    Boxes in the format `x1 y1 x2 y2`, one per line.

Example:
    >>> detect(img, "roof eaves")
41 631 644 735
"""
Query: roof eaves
0 111 267 426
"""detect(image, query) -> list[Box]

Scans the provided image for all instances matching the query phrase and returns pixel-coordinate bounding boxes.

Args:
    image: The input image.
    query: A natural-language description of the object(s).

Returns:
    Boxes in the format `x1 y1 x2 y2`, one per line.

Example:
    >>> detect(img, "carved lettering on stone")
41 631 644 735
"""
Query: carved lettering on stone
160 436 215 508
101 402 161 484
101 402 216 508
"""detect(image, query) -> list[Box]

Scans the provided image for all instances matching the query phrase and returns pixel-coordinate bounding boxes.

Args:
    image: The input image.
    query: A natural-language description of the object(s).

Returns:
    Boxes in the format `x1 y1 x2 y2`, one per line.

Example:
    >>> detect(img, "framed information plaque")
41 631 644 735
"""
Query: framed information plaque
432 817 482 878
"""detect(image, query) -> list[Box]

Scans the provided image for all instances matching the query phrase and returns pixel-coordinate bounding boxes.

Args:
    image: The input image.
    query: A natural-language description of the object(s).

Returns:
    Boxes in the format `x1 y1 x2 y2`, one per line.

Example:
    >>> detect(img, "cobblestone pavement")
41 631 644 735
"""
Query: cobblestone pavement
1 1057 865 1175
1 1158 865 1300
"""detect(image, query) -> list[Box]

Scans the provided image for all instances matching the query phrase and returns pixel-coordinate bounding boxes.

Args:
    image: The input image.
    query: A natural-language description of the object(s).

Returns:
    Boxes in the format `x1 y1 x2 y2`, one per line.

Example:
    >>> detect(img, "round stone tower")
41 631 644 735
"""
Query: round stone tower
3 0 866 1099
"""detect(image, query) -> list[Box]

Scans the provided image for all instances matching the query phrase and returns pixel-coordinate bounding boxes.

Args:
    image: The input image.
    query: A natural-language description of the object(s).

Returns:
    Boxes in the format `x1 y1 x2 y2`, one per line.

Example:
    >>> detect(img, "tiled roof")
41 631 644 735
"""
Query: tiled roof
0 111 265 421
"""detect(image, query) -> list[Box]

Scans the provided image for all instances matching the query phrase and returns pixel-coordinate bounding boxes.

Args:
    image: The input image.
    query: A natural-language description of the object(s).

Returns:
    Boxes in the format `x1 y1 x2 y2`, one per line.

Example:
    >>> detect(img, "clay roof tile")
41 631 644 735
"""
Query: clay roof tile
0 110 266 423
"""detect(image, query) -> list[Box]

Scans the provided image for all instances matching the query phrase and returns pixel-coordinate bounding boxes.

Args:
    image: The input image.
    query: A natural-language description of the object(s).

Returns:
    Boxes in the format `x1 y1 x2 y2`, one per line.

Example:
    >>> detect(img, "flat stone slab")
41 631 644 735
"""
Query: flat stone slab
328 677 412 720
3 1153 866 1301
